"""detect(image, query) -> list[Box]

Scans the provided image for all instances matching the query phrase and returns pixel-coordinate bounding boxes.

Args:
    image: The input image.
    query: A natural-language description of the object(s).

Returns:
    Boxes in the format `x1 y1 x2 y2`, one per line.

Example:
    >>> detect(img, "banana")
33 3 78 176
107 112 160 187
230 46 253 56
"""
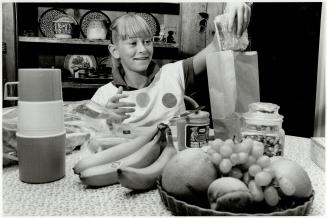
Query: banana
119 130 163 168
79 130 163 187
88 137 131 153
117 128 177 191
80 161 120 187
73 127 158 174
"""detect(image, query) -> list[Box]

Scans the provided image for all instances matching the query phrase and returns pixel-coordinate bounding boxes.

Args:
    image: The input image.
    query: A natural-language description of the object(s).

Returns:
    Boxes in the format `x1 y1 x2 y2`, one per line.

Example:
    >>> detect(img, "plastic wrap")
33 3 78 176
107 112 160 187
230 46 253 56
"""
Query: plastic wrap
215 14 249 51
2 100 134 166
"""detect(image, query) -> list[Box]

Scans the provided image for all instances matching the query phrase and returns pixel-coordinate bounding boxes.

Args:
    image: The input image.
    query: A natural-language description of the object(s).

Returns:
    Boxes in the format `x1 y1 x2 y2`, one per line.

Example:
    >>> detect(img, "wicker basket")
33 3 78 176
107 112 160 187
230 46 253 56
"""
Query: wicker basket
157 178 314 216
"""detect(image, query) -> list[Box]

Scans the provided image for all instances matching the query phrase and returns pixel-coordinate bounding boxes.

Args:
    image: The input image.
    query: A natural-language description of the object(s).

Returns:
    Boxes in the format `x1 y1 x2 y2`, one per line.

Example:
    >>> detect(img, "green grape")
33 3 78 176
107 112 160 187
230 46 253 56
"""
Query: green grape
224 139 234 147
211 152 223 166
211 139 223 152
233 142 241 153
206 147 216 155
235 139 253 153
219 158 232 174
248 164 262 177
264 186 280 207
263 167 275 178
242 138 254 152
228 167 243 179
214 138 224 144
230 153 240 165
248 180 264 202
256 155 271 168
251 141 265 158
278 177 296 196
219 144 233 158
243 155 257 169
254 171 273 186
238 152 249 164
242 171 251 185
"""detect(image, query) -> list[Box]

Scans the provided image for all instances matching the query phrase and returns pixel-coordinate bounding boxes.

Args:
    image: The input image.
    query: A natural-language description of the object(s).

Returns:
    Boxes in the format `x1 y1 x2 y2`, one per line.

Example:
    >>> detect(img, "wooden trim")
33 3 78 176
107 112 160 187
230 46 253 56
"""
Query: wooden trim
18 36 178 48
314 2 326 137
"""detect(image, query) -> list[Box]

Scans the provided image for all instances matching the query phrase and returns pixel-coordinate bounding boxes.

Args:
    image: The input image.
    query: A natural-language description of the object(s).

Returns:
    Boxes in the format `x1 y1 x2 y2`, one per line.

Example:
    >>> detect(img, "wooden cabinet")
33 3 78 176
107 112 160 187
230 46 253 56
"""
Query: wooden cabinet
2 2 225 102
2 3 17 107
3 2 181 101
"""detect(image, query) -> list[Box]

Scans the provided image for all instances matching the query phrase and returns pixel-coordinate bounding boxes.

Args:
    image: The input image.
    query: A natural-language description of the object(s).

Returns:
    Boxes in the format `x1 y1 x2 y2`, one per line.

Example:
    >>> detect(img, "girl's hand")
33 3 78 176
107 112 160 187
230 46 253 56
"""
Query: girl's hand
224 2 252 37
105 86 136 121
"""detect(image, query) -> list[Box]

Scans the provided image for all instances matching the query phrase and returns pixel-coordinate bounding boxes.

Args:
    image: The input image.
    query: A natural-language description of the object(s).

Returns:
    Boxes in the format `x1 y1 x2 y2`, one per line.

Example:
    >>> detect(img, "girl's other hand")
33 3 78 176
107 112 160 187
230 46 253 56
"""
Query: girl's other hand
105 86 136 121
224 2 251 37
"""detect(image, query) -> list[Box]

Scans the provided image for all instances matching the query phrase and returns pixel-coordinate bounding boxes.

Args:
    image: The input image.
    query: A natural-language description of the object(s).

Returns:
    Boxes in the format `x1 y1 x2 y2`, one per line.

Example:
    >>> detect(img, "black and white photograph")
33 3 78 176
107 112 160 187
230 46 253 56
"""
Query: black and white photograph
2 0 325 216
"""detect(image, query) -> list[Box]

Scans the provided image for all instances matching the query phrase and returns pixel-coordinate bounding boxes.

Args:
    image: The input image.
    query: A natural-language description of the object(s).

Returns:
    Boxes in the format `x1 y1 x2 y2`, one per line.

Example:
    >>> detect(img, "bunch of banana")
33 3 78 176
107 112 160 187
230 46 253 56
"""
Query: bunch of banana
73 127 158 175
117 128 177 191
79 129 164 187
74 125 173 187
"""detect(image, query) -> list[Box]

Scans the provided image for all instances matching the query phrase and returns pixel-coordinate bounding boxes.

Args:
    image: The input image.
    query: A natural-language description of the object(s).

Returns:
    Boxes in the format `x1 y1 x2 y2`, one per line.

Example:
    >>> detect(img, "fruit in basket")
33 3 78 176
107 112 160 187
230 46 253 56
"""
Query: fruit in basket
161 148 217 205
270 157 312 198
205 137 314 208
207 177 253 213
158 137 314 215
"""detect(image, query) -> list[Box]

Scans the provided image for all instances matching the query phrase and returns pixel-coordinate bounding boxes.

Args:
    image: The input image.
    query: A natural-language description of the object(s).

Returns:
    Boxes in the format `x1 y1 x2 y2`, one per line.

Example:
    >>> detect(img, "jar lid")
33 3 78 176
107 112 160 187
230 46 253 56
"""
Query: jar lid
243 102 284 125
248 102 280 114
187 110 210 119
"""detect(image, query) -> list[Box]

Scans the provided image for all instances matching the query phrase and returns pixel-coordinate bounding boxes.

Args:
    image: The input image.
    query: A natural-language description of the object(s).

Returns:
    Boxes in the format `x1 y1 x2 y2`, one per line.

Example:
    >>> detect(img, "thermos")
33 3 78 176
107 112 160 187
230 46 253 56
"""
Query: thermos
4 69 66 183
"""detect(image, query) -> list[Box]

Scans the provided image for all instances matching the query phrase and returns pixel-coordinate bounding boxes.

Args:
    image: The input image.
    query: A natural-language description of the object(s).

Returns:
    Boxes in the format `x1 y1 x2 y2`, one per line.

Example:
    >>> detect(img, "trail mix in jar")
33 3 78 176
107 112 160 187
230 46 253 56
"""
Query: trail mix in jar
241 102 285 157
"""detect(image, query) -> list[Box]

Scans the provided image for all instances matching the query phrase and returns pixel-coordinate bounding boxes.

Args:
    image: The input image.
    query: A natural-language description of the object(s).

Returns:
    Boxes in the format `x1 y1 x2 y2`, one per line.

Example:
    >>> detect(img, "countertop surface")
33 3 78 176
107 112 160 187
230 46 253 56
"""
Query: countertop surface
2 135 325 216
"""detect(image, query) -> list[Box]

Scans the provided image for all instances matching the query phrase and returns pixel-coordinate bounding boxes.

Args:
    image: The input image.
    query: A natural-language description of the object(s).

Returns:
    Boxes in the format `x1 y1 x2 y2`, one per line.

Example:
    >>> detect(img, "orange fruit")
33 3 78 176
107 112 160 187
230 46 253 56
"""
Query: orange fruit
162 148 217 205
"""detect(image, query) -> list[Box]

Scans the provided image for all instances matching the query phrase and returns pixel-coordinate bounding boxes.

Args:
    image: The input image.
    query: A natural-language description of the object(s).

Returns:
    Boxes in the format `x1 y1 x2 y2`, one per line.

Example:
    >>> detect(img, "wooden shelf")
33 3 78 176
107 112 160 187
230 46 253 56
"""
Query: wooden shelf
33 2 180 15
62 81 104 89
19 36 179 48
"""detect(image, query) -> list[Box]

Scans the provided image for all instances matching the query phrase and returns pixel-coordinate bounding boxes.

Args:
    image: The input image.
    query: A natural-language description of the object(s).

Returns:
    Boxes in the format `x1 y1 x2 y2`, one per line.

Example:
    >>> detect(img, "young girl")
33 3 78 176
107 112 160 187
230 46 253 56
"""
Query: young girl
91 2 251 127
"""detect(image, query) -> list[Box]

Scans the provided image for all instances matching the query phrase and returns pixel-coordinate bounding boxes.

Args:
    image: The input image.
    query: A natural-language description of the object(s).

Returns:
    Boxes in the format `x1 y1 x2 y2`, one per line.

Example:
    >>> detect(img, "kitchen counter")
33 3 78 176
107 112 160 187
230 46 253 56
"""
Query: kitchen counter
2 135 325 216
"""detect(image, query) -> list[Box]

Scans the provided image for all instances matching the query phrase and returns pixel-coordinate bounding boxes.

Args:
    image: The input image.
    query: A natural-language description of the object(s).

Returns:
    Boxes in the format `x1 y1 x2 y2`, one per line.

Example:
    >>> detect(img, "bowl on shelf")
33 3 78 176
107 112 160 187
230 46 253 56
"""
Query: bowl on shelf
80 10 111 39
87 19 108 40
64 55 97 77
53 16 76 39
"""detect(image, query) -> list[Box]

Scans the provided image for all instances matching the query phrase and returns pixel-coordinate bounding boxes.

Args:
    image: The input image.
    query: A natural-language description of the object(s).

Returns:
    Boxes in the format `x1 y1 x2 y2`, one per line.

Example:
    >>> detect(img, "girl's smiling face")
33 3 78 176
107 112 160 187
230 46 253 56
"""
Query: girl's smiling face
109 14 154 75
117 37 153 73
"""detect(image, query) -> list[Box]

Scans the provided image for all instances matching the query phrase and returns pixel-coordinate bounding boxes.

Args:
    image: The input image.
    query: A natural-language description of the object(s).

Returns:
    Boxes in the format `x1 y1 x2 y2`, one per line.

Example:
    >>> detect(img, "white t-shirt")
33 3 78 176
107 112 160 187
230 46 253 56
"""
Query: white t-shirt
91 60 186 127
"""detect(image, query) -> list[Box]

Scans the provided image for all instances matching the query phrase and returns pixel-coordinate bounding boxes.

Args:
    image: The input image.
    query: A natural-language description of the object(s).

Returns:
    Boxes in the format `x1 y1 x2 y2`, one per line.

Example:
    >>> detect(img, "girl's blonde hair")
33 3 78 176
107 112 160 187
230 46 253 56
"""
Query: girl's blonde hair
109 13 153 69
110 13 153 44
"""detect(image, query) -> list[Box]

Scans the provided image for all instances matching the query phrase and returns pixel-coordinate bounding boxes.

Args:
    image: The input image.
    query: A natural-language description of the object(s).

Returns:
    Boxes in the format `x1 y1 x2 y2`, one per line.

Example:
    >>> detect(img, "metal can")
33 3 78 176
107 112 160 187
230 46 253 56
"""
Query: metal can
176 111 210 151
241 102 285 157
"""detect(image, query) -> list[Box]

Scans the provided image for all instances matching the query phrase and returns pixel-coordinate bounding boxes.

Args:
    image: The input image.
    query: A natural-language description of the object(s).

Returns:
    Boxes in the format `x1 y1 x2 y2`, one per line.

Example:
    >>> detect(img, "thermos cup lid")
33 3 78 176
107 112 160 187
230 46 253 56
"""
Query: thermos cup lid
18 69 62 101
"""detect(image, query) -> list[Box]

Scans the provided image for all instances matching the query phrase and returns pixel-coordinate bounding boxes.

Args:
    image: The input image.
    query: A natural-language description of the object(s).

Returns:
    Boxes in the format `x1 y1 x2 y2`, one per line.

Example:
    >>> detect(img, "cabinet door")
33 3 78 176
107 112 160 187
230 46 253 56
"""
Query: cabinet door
179 2 224 56
2 3 17 107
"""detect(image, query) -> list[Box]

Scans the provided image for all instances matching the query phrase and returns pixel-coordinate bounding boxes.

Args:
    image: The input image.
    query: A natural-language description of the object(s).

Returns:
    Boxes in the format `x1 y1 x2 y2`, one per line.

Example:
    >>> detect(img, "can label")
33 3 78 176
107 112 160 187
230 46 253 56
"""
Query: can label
185 124 209 148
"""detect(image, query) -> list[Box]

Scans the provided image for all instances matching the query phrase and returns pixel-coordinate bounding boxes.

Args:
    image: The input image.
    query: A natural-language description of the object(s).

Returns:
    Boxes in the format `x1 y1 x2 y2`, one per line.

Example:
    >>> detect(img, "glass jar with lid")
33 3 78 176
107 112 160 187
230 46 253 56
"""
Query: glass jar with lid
176 110 210 151
241 102 285 157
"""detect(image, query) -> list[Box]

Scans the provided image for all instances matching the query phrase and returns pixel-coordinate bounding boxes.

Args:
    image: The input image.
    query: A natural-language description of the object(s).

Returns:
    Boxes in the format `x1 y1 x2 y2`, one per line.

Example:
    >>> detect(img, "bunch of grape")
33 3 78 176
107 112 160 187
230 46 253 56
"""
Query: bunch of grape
206 138 292 207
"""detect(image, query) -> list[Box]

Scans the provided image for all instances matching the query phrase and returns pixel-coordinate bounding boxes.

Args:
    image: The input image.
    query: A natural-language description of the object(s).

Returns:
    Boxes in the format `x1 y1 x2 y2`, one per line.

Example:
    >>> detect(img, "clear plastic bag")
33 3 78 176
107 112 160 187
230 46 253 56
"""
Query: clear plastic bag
65 100 134 138
214 13 249 51
2 101 135 166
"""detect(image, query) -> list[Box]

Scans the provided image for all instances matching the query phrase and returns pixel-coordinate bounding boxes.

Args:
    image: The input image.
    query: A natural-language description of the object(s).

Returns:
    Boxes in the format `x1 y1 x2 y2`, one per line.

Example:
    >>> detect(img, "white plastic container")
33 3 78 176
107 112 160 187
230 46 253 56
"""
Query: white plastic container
4 69 66 183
